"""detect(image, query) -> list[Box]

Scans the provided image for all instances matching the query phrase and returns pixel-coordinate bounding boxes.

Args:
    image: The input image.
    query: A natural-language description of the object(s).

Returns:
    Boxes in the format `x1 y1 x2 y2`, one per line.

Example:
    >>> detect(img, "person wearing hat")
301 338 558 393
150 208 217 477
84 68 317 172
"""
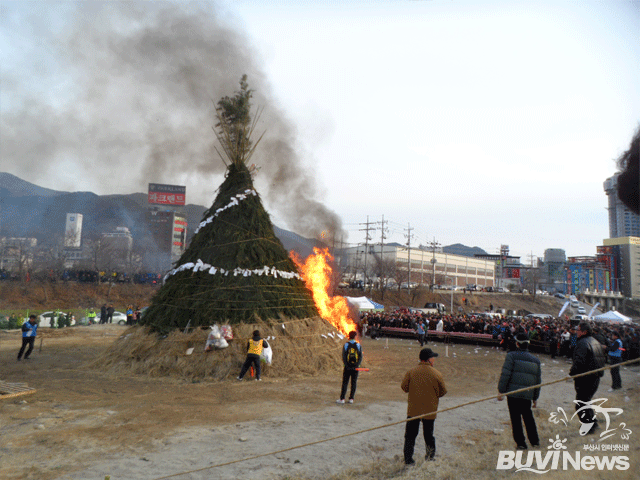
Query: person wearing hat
401 347 447 465
497 333 541 450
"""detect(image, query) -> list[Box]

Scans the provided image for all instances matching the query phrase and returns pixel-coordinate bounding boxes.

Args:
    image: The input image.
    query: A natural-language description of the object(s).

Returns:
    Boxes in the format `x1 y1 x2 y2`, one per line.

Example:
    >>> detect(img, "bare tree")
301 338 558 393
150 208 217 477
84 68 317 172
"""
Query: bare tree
371 254 397 300
521 266 542 297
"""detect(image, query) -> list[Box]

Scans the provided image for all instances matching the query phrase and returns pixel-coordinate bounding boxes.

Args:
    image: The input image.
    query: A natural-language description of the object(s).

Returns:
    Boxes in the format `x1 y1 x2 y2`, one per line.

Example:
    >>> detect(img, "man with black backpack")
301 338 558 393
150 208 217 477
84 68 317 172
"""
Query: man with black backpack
337 331 362 404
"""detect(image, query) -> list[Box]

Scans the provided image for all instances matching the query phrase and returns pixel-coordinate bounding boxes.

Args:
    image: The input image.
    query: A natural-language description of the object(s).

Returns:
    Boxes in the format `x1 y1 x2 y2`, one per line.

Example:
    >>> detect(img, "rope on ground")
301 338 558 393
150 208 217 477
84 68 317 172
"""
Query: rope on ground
150 357 639 480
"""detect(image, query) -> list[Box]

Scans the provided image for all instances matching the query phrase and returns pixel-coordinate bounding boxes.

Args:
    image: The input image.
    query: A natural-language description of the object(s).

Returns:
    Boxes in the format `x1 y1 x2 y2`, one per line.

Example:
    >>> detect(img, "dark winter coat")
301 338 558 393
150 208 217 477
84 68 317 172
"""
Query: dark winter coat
570 335 606 381
497 349 541 401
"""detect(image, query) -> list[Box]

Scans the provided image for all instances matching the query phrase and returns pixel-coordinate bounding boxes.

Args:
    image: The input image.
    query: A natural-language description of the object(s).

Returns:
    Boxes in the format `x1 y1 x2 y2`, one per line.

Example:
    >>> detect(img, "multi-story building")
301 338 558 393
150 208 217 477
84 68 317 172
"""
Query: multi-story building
146 209 187 272
602 237 640 299
604 174 640 238
540 248 566 293
565 256 613 295
602 173 640 300
339 244 495 288
63 213 83 268
64 213 83 248
474 245 522 290
100 227 134 270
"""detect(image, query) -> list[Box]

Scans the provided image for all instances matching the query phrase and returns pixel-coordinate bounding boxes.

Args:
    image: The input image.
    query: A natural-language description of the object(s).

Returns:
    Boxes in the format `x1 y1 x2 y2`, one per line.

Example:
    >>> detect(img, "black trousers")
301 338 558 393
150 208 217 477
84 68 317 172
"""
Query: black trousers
404 417 435 463
18 337 35 360
239 354 261 380
340 368 359 400
507 397 539 448
575 376 600 425
610 356 622 389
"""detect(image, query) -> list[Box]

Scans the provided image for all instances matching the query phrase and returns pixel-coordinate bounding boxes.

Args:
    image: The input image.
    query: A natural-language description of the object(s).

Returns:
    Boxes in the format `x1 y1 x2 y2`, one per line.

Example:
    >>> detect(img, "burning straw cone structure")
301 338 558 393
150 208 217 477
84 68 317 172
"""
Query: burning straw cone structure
100 77 345 379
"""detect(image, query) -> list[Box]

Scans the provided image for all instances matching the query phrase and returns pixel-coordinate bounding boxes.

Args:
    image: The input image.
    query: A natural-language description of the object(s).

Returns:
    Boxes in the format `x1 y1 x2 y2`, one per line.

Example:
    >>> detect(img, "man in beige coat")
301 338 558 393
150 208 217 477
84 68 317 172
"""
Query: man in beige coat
401 348 447 465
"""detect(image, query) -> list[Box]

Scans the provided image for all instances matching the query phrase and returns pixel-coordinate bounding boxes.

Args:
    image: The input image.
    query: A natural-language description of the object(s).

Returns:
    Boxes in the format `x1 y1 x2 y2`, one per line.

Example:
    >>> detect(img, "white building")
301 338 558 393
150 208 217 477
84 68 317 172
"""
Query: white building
64 213 83 248
339 244 495 288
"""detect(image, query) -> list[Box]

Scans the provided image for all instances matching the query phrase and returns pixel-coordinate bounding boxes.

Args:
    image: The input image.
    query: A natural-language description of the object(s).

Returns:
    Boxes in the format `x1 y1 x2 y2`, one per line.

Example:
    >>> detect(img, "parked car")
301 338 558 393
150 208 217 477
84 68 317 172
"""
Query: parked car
554 293 565 299
112 311 128 325
525 313 554 320
38 311 76 328
81 310 127 325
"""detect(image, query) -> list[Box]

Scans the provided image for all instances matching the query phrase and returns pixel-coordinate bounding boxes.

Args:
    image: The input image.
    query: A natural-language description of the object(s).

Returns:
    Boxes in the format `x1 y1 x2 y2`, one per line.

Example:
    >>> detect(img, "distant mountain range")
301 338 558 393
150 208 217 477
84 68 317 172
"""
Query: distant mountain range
0 172 322 258
385 241 488 258
0 172 487 259
442 243 489 257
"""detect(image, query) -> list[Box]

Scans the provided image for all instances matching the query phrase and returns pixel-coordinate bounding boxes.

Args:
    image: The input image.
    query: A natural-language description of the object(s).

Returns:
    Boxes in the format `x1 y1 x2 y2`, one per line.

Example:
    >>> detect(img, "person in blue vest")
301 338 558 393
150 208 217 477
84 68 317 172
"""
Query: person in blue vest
337 331 362 404
17 314 38 361
237 330 269 381
416 320 426 347
607 330 624 391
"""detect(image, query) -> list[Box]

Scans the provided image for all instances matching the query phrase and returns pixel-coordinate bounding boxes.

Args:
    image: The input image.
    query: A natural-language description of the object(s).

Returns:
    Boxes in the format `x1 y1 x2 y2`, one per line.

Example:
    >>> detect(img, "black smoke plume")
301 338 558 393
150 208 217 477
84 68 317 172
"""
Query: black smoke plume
0 1 344 242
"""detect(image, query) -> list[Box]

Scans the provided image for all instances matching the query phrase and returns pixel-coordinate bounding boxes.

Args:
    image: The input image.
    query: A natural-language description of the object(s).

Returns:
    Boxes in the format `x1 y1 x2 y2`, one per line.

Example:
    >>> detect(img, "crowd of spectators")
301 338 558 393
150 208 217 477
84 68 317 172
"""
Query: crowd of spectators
359 309 640 362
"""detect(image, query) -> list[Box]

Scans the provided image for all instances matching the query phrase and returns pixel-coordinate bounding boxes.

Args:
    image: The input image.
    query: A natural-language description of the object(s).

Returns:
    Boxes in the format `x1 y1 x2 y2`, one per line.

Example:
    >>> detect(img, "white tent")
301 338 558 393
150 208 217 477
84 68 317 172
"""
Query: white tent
592 310 632 323
345 296 384 311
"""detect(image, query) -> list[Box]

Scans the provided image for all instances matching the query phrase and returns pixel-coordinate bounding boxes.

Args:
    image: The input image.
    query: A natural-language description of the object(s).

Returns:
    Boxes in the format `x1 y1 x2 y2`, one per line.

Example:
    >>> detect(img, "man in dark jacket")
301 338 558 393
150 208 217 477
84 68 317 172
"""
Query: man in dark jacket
337 331 362 404
497 333 541 450
570 322 606 433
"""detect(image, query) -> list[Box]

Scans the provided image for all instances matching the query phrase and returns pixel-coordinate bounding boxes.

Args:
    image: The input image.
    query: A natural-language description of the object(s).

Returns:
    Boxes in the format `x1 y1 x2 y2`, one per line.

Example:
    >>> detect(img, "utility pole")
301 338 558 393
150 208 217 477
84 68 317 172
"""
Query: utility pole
359 216 375 288
377 215 388 289
428 237 440 290
527 251 537 295
404 223 414 290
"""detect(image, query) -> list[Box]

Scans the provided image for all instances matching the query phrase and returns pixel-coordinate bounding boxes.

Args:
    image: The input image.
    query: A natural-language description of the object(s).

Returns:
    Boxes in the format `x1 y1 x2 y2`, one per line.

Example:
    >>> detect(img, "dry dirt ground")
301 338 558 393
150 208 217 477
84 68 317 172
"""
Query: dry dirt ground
1 326 639 480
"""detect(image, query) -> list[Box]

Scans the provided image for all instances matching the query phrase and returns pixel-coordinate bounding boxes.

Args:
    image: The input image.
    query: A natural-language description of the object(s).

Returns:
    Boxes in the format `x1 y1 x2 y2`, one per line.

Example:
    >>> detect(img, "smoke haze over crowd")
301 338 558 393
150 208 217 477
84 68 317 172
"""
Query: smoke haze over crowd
1 1 344 241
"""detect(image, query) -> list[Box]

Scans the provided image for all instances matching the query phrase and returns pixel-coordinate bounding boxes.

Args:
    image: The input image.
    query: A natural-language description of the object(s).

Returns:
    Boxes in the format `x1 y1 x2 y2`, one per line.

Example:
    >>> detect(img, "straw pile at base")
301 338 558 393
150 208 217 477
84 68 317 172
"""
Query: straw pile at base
95 316 345 380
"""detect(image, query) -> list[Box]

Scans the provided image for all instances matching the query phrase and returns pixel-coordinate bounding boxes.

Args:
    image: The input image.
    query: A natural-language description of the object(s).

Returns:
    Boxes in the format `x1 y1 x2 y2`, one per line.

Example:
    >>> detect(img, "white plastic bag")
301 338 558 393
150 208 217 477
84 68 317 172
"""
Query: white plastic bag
205 325 229 351
260 344 273 365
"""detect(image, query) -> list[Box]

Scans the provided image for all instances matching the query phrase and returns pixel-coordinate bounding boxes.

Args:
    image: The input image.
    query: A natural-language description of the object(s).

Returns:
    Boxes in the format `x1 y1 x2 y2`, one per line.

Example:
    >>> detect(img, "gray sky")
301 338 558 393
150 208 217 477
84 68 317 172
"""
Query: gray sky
1 0 639 260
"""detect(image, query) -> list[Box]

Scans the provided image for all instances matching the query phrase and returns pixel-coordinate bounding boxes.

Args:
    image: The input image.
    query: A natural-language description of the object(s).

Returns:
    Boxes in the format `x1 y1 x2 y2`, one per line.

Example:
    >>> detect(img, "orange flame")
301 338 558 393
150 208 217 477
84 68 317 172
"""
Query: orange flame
291 247 357 335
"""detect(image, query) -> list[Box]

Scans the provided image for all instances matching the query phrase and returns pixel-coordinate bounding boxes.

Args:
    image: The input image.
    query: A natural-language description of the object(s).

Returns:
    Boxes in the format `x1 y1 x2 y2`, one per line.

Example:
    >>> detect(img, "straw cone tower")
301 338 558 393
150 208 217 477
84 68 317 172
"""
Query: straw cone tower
140 77 318 334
